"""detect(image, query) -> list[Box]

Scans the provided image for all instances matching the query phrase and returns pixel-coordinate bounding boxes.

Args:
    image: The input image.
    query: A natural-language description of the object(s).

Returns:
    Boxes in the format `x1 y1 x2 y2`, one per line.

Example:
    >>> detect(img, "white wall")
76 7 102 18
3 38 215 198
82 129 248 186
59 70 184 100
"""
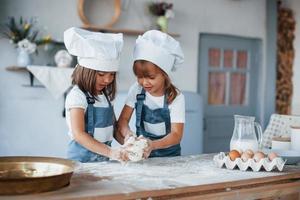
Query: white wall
283 0 300 115
0 0 267 90
0 0 268 157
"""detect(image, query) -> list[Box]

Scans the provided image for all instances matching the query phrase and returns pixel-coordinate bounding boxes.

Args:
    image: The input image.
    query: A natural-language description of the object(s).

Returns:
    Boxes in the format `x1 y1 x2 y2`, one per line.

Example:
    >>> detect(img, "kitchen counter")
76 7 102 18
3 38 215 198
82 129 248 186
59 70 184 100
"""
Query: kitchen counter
2 154 300 200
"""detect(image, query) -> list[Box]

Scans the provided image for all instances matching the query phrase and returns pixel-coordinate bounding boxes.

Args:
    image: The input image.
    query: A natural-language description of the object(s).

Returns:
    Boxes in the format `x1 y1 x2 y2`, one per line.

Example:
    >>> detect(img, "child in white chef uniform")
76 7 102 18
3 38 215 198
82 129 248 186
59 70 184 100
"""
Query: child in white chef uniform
117 30 185 158
64 27 126 162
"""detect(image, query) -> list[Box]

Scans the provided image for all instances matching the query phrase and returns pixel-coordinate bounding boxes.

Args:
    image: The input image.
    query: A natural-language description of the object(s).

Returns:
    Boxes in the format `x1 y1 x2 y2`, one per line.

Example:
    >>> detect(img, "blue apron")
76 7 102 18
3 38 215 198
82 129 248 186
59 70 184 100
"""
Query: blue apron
135 89 181 157
67 90 114 162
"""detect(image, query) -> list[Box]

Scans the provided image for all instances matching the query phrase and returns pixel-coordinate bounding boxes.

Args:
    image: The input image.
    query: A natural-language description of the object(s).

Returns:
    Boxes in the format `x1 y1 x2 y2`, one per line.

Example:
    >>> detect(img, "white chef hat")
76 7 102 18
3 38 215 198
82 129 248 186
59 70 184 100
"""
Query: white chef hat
133 30 184 74
64 27 123 71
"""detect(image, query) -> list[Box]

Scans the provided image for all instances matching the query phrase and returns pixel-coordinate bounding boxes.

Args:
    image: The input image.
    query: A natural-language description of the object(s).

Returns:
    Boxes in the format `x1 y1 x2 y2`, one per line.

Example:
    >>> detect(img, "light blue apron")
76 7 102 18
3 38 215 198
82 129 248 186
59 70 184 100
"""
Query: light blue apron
67 90 114 162
135 89 181 157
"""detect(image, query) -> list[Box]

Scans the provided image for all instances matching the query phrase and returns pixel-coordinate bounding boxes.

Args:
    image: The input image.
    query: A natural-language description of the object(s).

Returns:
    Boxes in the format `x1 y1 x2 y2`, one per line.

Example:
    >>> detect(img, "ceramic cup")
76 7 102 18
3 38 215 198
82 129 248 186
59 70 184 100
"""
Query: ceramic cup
272 136 291 150
291 126 300 151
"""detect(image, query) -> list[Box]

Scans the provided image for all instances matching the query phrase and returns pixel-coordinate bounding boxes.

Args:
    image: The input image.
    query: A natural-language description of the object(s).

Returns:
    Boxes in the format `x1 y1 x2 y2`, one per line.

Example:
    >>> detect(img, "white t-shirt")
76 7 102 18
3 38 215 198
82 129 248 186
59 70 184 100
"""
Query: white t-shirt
125 82 185 136
65 85 114 142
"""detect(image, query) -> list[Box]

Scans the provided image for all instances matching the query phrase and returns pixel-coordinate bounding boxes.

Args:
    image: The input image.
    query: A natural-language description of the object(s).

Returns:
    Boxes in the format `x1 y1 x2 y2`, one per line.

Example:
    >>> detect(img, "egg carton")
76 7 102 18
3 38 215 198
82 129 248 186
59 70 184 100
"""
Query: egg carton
213 152 286 172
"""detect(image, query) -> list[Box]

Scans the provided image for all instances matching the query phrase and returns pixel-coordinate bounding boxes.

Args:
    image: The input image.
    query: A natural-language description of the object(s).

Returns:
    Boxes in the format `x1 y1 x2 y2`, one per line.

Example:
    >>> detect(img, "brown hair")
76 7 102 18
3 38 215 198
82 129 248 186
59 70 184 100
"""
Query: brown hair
71 65 117 101
133 60 179 104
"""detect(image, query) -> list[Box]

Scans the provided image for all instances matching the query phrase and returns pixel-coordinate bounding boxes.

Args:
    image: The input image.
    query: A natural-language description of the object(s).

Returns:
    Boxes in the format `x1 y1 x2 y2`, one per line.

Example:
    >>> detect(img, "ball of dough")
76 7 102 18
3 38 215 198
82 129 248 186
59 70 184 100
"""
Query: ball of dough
123 136 148 162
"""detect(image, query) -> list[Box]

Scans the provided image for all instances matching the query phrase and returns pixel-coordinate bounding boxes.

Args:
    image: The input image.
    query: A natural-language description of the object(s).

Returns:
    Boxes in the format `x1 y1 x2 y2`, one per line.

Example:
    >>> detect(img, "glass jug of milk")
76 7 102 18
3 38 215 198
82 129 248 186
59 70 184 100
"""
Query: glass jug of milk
230 115 263 152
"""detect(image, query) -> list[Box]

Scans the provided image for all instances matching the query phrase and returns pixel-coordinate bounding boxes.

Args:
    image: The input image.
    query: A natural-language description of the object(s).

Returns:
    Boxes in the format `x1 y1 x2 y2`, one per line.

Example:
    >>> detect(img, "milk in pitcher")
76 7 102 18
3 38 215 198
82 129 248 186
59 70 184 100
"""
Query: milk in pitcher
229 115 262 153
230 139 258 152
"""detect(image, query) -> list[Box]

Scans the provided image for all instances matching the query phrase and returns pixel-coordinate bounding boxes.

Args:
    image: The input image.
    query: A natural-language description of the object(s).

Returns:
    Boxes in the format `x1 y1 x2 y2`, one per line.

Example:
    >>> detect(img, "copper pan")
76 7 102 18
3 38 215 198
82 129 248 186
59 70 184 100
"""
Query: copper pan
0 156 76 195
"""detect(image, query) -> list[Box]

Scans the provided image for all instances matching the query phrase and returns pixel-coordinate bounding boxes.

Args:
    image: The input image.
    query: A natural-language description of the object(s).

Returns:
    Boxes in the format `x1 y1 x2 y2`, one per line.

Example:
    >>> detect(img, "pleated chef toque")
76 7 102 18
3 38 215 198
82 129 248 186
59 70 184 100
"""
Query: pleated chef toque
64 27 123 71
133 30 184 74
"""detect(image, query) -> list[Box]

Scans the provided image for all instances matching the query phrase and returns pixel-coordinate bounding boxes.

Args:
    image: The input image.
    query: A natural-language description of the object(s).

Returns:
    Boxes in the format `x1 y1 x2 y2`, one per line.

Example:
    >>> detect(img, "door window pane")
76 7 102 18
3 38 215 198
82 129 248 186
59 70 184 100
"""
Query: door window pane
209 48 220 67
230 73 246 105
208 72 226 105
224 49 233 68
236 50 248 69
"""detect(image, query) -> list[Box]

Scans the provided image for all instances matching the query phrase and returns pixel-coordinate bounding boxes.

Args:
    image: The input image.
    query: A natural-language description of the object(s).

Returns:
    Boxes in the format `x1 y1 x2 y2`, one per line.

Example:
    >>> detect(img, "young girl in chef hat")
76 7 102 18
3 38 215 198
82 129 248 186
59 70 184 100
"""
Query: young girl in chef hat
64 27 126 162
117 30 185 158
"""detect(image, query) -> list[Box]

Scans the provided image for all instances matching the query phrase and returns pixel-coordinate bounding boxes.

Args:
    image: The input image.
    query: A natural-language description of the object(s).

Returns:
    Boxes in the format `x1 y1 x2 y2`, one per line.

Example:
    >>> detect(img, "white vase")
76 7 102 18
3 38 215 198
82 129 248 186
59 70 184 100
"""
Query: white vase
17 48 32 66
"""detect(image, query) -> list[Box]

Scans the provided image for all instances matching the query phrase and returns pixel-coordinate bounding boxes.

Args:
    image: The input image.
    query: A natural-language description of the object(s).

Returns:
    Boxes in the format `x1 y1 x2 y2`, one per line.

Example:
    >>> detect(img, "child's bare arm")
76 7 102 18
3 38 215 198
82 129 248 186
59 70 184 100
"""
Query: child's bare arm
117 105 135 144
152 123 184 150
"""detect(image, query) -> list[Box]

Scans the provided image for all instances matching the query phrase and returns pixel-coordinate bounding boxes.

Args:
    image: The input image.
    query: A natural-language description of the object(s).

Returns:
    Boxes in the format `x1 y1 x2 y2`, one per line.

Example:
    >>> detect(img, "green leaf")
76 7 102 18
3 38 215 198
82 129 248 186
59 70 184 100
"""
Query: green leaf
30 30 39 42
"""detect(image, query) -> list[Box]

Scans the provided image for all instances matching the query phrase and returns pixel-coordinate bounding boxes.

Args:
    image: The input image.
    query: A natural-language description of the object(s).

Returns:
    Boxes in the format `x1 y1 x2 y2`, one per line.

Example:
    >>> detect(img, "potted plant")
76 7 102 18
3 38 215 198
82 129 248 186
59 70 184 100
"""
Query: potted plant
0 16 52 66
148 2 174 32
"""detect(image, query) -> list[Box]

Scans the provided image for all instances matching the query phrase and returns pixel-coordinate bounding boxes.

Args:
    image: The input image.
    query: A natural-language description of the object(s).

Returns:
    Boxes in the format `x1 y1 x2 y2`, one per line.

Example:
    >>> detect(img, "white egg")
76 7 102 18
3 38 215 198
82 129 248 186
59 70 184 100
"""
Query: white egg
241 152 252 162
268 152 278 161
253 151 265 162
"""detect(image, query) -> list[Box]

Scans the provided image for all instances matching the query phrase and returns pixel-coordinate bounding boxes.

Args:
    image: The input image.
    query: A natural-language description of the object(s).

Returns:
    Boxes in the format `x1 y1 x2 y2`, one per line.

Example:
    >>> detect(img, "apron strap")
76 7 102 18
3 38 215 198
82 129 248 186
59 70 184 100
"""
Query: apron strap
102 89 112 108
163 93 168 109
83 91 95 135
136 88 146 134
163 94 171 134
103 89 117 137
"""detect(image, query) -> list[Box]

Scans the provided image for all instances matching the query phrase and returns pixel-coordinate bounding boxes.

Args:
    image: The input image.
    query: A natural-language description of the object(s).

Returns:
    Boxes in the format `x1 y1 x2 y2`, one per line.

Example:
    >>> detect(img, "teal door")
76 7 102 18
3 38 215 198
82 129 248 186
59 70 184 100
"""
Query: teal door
198 34 261 153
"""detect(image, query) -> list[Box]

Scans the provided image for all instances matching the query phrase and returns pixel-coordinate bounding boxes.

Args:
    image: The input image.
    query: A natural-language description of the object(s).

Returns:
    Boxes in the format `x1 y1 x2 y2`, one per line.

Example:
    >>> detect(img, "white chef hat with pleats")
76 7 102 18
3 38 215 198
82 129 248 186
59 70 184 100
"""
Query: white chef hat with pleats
64 27 123 71
133 30 184 74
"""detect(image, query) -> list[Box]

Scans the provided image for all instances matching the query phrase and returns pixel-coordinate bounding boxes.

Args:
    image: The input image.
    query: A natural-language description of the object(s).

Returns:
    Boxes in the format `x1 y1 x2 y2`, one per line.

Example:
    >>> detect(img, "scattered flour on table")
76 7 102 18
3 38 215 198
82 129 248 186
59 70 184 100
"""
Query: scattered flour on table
73 154 291 191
